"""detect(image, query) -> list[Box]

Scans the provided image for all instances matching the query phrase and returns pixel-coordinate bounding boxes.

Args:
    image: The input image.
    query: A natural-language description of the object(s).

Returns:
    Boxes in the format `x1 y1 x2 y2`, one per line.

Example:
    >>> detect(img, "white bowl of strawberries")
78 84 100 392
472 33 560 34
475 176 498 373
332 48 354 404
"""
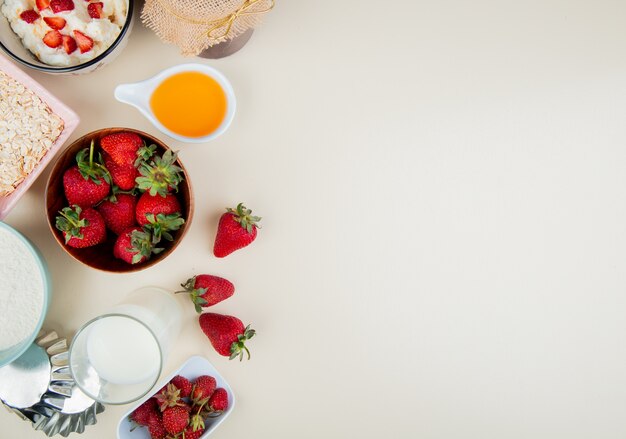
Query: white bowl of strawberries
45 128 193 272
117 356 234 439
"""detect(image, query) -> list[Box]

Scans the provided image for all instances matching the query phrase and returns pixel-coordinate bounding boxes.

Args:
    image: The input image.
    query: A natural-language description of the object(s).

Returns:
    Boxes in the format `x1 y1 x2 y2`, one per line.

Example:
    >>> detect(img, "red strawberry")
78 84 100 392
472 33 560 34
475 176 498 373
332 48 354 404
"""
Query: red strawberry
162 405 189 435
62 142 111 207
100 132 143 166
87 1 103 18
35 0 50 10
213 203 261 257
73 30 93 53
136 150 183 197
19 10 39 23
199 313 255 361
170 375 192 398
135 192 181 227
182 425 205 439
177 275 234 313
62 35 77 54
155 383 183 411
42 30 62 48
208 388 228 412
190 375 216 404
43 16 66 29
55 205 106 248
97 194 137 235
113 226 160 265
129 398 157 426
50 0 74 12
103 152 138 190
147 411 166 439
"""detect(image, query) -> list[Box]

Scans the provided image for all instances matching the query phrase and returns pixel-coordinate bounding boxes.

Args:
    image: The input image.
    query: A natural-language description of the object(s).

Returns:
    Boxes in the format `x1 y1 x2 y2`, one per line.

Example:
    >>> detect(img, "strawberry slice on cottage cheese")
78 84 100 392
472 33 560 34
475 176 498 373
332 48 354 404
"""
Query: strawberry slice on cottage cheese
1 0 126 66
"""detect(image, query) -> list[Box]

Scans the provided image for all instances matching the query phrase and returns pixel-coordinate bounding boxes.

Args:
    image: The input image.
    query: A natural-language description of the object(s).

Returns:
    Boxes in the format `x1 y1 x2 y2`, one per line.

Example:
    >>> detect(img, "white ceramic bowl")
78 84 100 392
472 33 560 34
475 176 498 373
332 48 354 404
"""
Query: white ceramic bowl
114 63 236 144
117 356 235 439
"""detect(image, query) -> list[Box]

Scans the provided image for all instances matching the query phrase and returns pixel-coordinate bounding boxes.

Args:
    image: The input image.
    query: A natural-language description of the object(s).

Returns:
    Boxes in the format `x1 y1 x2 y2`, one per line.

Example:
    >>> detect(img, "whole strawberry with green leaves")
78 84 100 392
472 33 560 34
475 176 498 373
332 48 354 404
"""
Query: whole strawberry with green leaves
177 275 235 313
213 203 261 257
113 226 163 264
199 313 256 361
136 149 183 197
63 140 111 208
55 205 106 248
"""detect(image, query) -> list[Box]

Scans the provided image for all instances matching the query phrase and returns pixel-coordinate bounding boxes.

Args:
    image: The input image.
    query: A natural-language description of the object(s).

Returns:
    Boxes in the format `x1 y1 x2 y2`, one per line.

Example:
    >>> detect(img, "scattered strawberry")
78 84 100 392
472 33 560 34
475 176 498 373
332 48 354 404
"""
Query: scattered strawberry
73 30 93 53
208 388 228 412
190 375 216 404
169 375 192 398
129 398 158 426
19 10 39 23
199 313 255 361
162 405 189 435
43 16 65 29
213 203 261 257
177 275 234 313
97 193 137 235
42 30 62 48
136 149 183 197
55 205 106 248
103 152 138 190
155 383 183 412
62 35 77 54
50 0 74 12
135 192 181 227
100 132 143 166
62 141 111 208
35 0 50 11
147 411 166 439
113 226 162 264
87 1 103 18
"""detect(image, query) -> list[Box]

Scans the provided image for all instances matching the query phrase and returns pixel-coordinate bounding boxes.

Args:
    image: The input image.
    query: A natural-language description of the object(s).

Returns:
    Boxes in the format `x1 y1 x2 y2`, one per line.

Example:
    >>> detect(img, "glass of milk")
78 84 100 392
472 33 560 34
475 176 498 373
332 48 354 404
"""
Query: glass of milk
69 286 182 405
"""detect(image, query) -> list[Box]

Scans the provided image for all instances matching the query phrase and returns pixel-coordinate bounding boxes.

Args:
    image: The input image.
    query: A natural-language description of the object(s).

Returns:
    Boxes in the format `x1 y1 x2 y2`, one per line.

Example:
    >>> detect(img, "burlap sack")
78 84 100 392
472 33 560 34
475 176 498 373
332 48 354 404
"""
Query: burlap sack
142 0 274 56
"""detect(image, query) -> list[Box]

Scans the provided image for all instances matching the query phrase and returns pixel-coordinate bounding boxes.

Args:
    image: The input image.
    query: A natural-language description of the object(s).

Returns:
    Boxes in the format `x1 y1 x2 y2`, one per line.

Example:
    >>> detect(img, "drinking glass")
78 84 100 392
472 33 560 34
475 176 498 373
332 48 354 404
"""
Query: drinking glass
69 286 182 405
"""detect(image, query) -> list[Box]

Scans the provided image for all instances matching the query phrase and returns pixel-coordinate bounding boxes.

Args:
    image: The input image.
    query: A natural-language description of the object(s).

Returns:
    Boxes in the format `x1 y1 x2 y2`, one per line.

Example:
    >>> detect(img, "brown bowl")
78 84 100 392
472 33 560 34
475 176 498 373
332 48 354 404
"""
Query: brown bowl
45 128 194 273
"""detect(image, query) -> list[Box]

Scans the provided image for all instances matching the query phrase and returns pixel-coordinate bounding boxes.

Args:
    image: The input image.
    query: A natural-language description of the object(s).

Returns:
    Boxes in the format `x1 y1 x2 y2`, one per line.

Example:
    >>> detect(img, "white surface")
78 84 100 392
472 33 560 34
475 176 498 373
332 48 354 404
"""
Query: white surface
0 225 44 350
117 355 235 439
115 63 236 143
3 0 626 437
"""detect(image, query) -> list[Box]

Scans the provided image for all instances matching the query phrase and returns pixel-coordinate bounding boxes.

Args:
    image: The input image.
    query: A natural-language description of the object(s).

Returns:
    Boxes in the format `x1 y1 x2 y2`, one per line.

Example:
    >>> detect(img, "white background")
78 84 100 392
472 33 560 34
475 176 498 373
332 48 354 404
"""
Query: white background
4 0 626 437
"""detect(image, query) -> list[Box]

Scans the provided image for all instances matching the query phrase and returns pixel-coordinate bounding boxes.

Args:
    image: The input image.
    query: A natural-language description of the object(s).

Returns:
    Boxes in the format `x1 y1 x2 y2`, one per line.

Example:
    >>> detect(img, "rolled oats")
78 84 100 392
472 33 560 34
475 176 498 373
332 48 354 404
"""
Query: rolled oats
0 71 64 196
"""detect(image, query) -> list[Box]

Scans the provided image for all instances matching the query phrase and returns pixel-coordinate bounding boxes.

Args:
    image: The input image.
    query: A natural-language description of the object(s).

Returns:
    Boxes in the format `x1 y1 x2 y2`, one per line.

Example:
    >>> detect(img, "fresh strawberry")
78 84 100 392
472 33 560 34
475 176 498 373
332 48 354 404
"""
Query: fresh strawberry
129 398 157 426
136 150 183 197
73 30 93 53
55 205 106 248
19 10 39 23
113 226 162 264
177 275 234 313
103 152 138 190
182 425 205 439
97 193 137 235
87 1 103 18
155 383 184 412
100 132 143 166
50 0 74 12
42 30 62 48
62 141 111 208
147 411 166 439
135 192 181 227
208 388 228 412
35 0 50 11
190 375 216 404
43 16 66 29
162 405 189 435
199 313 255 361
62 35 77 54
169 375 192 398
213 203 260 257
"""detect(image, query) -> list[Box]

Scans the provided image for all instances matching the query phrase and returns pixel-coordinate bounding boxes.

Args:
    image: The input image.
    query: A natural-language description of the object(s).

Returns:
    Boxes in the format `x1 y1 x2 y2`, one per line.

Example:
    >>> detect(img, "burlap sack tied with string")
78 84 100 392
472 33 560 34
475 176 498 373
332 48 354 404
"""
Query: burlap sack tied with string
142 0 274 57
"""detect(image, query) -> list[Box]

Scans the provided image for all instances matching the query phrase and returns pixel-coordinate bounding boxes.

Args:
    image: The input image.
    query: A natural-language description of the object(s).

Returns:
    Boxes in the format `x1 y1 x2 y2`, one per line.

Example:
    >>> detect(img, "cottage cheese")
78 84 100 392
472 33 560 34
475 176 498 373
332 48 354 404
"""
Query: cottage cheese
1 0 126 66
0 226 45 351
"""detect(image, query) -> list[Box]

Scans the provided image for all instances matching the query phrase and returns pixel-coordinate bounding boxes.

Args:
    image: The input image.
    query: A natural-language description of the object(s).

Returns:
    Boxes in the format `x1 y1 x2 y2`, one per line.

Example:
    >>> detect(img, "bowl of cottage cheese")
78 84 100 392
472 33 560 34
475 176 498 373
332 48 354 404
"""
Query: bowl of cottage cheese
0 0 132 74
0 222 50 367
